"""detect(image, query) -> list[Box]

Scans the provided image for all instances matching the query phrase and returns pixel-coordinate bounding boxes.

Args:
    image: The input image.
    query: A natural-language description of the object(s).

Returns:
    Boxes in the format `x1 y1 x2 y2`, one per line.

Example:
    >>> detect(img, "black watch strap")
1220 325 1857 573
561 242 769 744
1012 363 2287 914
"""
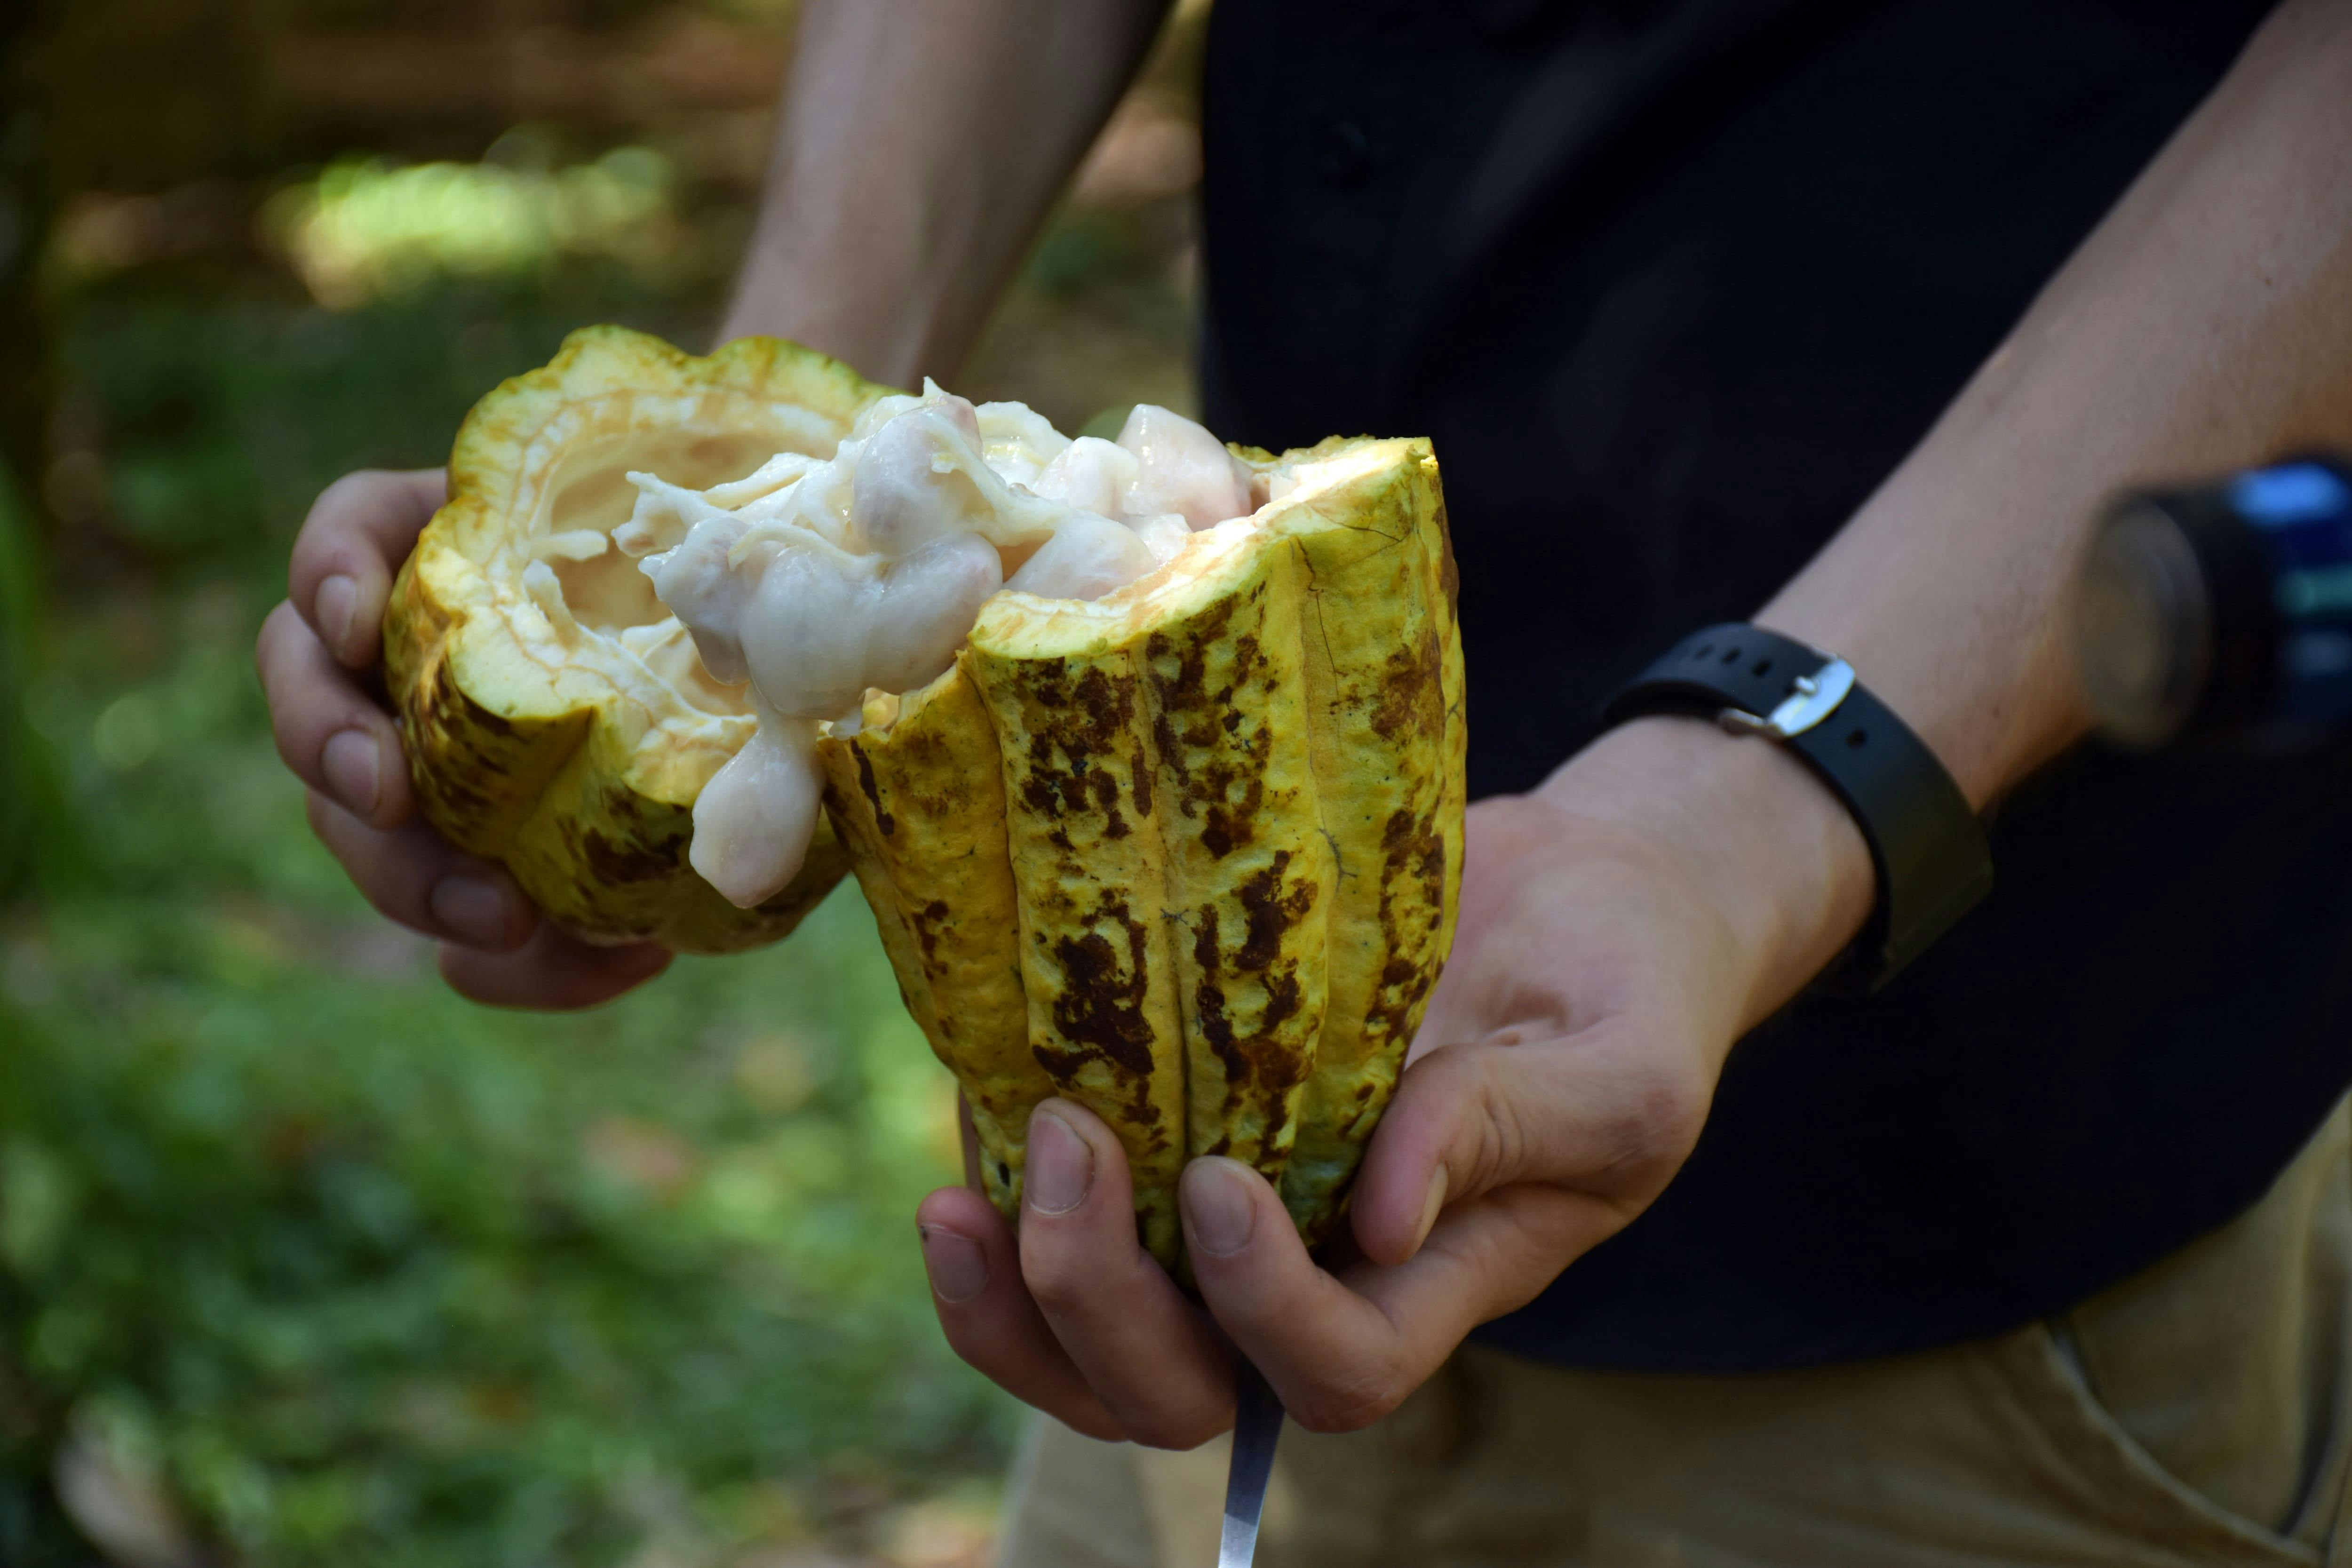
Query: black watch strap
1598 623 1993 993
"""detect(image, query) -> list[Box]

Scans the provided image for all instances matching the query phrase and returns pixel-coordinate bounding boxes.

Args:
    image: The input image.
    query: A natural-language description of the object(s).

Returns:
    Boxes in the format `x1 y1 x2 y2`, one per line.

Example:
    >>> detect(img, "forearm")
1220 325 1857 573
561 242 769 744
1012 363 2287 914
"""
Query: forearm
1763 0 2352 806
718 0 1171 385
1547 0 2352 1026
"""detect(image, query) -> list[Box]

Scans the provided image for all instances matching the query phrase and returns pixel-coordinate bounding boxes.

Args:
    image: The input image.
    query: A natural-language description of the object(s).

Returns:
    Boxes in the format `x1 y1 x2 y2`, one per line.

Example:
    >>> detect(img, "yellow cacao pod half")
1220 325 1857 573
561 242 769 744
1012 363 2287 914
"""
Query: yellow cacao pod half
821 435 1466 1263
382 327 875 952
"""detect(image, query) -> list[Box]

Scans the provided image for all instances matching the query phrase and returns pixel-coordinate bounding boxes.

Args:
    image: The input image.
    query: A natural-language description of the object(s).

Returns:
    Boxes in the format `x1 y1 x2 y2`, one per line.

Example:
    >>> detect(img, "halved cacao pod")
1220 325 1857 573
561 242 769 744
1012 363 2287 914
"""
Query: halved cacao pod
387 326 1466 1264
382 327 871 952
821 437 1465 1262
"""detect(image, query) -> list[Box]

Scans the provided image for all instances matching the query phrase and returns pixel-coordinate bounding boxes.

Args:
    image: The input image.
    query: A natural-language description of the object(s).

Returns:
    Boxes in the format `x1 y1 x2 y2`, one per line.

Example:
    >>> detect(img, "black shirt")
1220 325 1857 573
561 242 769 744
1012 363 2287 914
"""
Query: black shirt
1199 0 2352 1370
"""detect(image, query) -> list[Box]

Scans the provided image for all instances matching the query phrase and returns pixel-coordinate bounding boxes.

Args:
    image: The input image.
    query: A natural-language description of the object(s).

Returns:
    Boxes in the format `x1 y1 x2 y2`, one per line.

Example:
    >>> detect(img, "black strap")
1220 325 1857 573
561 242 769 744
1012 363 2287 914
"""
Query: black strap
1599 624 1993 993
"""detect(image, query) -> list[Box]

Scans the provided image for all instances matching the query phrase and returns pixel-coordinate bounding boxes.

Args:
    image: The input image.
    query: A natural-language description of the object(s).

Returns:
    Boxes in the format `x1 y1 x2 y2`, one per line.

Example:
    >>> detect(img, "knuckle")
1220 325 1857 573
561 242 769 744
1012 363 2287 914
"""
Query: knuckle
254 607 315 699
1599 1058 1708 1188
1470 1073 1530 1192
1057 1404 1129 1445
1122 1405 1227 1452
930 1309 994 1366
1020 1257 1095 1320
269 722 307 779
302 788 335 844
310 468 382 521
296 471 394 572
1426 1044 1526 1195
555 968 620 1011
1402 1038 1485 1125
254 601 289 673
436 947 498 1004
1288 1369 1402 1434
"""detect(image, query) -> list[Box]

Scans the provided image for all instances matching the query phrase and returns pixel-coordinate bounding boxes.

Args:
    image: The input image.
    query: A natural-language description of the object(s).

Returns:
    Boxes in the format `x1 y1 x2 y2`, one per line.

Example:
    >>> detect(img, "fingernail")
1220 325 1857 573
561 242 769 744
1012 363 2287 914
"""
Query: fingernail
317 574 358 659
1181 1158 1258 1258
1025 1108 1094 1216
1409 1164 1451 1257
919 1223 989 1304
430 875 512 948
321 728 381 817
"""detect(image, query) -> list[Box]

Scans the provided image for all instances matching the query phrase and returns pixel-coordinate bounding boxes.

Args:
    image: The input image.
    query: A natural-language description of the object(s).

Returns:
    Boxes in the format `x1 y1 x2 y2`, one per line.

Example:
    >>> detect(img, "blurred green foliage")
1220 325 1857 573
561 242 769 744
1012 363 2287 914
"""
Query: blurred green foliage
0 467 78 899
0 897 995 1564
261 146 692 310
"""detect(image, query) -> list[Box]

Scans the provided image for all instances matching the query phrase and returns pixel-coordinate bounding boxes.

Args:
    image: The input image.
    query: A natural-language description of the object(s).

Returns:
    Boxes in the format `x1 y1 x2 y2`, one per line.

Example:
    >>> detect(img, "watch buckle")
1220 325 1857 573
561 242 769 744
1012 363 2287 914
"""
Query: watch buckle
1716 658 1857 740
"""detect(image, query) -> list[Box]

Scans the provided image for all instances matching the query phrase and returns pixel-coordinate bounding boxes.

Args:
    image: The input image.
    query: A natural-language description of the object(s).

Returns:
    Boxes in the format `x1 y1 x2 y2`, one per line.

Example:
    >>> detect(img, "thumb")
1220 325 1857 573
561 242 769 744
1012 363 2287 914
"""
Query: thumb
1347 1025 1712 1268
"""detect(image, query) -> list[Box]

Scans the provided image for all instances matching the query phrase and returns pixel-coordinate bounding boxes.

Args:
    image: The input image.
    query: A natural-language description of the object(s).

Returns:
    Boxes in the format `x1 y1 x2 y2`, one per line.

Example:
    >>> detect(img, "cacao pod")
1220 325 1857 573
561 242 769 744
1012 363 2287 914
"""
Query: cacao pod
386 327 1466 1262
383 327 869 952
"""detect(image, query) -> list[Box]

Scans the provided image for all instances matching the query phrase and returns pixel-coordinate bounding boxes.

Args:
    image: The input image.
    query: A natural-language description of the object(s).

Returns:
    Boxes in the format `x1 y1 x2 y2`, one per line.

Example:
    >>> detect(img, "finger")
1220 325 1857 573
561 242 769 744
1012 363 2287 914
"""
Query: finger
304 788 537 951
1183 1154 1609 1433
1181 1156 1424 1432
259 601 413 829
1349 1027 1708 1267
289 468 445 668
437 924 671 1010
1016 1101 1235 1449
915 1185 1124 1441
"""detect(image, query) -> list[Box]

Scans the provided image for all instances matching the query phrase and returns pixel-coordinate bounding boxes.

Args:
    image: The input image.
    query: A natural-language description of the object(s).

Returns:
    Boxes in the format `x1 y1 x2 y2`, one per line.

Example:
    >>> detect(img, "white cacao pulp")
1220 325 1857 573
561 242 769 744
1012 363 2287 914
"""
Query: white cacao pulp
619 385 1259 907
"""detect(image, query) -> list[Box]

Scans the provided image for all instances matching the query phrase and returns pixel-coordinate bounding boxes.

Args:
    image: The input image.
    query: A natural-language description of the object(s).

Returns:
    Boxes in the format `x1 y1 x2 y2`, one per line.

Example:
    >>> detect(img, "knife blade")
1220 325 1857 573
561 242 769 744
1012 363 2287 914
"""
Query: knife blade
1216 1357 1285 1567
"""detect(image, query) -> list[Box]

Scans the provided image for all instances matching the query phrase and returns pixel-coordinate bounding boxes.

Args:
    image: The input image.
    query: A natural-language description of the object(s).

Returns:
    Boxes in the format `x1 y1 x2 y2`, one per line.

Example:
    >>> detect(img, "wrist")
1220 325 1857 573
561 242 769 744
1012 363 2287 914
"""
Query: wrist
1534 716 1875 1028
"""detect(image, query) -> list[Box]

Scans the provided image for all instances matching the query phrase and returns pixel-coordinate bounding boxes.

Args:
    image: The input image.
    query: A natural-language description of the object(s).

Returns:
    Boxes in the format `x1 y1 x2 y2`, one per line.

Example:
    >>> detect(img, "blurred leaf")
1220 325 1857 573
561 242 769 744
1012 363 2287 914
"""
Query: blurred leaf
0 1140 78 1280
264 151 685 311
0 464 81 900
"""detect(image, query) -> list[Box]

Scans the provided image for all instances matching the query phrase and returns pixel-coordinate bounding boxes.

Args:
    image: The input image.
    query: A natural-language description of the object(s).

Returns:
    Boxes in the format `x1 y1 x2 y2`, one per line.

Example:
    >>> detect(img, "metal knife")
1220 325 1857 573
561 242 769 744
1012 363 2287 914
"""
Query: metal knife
1217 1358 1285 1567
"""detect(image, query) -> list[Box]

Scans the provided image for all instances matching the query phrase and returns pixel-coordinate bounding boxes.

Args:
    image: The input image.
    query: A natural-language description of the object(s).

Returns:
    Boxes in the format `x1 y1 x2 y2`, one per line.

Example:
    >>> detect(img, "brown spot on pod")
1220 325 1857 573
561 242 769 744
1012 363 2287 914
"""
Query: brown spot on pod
1235 851 1314 971
1369 628 1445 743
854 746 896 837
581 830 675 883
1130 748 1153 818
1041 898 1159 1080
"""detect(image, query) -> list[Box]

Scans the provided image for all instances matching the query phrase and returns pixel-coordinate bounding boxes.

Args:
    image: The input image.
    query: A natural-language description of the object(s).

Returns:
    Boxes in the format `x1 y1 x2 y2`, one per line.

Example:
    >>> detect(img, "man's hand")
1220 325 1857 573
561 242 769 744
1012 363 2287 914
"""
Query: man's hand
254 469 671 1008
911 718 1873 1442
888 0 2352 1449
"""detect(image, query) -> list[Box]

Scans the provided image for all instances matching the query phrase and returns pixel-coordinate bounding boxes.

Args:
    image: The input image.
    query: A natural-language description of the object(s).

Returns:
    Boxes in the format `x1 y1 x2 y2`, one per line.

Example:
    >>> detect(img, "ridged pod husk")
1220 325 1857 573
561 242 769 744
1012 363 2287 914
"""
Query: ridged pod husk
383 327 870 952
820 437 1465 1264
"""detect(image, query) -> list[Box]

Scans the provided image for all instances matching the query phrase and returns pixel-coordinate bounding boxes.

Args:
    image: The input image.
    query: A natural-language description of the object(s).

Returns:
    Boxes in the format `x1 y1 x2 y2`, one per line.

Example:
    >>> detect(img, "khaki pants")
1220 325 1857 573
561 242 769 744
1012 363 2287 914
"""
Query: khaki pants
998 1098 2352 1567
